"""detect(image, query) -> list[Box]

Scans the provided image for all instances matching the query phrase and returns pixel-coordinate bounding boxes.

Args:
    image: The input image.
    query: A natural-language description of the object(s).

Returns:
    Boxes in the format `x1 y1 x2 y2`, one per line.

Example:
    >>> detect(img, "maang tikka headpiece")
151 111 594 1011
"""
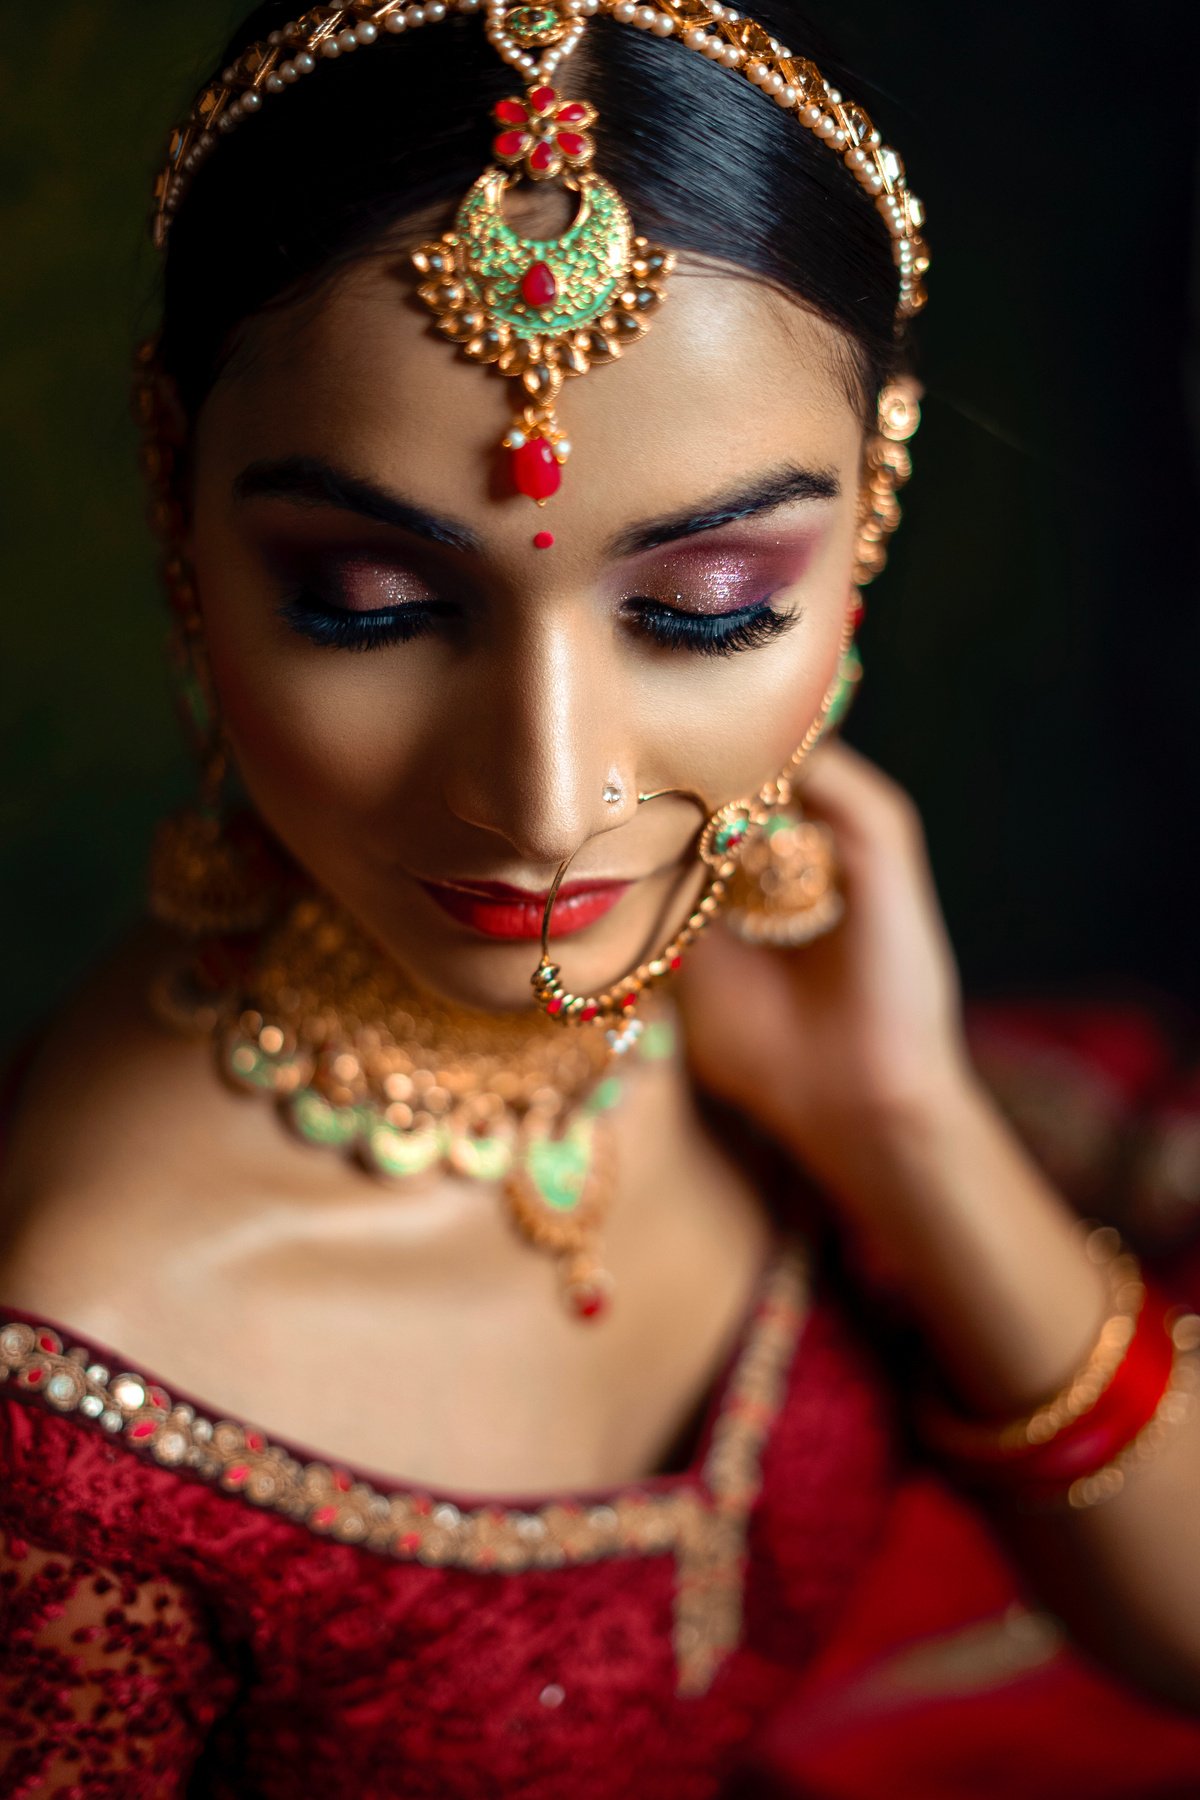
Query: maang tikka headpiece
150 0 928 535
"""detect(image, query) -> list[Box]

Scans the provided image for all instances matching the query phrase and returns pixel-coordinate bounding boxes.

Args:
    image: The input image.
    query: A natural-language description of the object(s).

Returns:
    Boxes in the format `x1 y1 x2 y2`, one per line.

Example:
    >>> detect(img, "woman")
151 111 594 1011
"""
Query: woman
2 1 1200 1794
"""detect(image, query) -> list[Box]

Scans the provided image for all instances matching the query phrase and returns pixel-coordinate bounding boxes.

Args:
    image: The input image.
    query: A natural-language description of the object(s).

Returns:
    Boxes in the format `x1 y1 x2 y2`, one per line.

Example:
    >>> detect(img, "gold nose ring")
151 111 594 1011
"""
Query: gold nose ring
532 784 762 1044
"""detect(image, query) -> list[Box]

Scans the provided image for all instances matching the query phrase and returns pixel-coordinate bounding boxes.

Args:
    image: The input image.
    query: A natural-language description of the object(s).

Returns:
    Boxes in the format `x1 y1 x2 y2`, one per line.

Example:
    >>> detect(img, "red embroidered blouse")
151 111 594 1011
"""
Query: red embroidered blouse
4 997 1200 1799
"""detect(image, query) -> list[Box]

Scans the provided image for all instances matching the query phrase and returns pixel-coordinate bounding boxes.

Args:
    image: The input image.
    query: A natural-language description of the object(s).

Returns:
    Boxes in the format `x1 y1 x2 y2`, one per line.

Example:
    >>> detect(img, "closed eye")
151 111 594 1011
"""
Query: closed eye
625 599 801 656
277 590 453 651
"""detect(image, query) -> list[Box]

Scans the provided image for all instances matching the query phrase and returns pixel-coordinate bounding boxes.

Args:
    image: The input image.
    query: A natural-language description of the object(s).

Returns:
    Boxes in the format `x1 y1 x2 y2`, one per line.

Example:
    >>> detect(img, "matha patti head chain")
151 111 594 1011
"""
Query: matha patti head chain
150 0 927 540
142 0 926 1320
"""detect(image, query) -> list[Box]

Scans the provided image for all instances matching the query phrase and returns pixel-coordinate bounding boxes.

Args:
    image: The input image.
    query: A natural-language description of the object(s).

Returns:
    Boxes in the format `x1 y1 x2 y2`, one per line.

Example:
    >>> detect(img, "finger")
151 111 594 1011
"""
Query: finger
795 737 924 858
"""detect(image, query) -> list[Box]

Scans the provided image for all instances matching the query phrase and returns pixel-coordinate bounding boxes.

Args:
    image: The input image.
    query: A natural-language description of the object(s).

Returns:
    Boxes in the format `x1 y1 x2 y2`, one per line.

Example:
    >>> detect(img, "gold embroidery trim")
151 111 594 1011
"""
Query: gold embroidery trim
0 1239 808 1697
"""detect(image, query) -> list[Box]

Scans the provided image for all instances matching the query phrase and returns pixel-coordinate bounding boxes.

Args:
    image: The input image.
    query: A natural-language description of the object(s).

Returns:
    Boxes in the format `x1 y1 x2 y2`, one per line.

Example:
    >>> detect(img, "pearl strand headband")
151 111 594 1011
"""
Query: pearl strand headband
151 0 928 514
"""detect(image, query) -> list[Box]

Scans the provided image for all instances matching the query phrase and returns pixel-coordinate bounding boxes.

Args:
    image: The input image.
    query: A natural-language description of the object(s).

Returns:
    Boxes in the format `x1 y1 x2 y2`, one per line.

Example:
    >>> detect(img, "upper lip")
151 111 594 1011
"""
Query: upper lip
418 876 631 904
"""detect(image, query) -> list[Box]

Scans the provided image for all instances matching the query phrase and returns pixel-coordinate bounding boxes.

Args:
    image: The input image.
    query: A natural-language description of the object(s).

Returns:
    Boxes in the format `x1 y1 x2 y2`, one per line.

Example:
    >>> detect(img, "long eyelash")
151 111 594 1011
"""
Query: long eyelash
630 599 800 657
278 592 442 652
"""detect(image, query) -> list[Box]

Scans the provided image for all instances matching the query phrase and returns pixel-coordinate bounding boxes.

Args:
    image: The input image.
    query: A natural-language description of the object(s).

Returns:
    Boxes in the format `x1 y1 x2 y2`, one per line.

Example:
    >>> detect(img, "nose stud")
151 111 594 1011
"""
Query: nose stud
602 782 622 807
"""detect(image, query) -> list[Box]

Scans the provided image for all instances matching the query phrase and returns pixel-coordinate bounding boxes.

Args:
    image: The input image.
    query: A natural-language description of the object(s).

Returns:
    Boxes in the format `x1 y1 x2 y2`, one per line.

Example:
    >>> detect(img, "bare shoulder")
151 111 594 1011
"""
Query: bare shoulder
0 926 254 1335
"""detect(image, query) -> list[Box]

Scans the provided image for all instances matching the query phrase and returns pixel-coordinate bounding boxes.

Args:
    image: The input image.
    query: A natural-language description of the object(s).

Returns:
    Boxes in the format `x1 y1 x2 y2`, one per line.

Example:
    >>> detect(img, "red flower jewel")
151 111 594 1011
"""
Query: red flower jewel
492 86 596 180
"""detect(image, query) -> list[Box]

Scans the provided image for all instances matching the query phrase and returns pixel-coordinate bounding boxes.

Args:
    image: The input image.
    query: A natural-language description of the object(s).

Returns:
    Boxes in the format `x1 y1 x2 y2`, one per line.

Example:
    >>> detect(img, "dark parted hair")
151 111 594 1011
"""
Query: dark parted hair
159 0 907 424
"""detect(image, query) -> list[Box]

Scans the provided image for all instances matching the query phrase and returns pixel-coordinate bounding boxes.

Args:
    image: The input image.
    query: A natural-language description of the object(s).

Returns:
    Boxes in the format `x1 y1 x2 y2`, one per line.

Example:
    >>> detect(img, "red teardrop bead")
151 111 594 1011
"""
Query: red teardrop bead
572 1287 609 1319
494 97 528 125
520 260 558 308
512 437 561 501
494 129 530 159
529 139 556 172
529 84 558 113
556 130 588 158
555 101 588 123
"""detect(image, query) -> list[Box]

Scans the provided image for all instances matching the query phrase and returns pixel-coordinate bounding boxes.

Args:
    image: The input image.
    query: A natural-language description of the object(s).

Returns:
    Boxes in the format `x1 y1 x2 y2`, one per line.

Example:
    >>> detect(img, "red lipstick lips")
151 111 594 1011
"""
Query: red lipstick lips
419 877 630 941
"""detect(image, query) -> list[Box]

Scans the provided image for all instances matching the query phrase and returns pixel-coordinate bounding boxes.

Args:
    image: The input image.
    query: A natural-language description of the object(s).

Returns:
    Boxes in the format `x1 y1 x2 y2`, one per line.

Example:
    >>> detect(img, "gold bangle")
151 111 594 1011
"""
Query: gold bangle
918 1224 1145 1458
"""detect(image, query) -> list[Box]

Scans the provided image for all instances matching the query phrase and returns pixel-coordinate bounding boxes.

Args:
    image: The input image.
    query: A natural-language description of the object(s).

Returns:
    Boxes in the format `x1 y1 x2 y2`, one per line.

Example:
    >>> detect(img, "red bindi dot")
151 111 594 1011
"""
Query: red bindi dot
533 530 555 549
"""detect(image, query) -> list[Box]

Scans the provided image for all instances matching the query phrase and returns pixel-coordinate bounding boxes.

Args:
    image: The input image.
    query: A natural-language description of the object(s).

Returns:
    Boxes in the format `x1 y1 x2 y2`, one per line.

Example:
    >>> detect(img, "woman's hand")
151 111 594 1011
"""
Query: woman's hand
677 737 978 1206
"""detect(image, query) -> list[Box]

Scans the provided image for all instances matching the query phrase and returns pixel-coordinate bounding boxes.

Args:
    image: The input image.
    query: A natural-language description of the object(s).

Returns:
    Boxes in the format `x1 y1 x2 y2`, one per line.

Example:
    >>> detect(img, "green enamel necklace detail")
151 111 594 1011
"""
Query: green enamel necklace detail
155 891 676 1322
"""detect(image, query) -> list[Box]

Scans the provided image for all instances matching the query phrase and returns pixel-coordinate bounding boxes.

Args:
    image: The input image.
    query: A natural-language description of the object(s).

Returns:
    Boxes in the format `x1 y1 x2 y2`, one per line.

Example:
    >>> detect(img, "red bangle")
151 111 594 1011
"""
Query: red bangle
916 1277 1184 1501
983 1288 1175 1491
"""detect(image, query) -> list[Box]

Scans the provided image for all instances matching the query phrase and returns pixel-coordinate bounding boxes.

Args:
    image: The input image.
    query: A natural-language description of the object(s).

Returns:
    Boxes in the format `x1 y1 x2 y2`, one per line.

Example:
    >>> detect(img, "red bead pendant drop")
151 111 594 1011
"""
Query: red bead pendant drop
521 260 558 309
533 530 555 549
512 437 561 502
571 1284 610 1320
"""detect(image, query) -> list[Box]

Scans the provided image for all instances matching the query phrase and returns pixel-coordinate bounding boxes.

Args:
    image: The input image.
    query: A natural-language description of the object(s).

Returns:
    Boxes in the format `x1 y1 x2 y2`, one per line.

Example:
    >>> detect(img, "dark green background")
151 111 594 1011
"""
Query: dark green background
3 3 1198 1052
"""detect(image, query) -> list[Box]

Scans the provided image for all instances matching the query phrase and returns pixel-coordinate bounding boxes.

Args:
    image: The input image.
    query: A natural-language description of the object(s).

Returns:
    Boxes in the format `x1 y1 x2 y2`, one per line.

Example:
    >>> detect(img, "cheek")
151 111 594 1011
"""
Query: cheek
641 534 853 801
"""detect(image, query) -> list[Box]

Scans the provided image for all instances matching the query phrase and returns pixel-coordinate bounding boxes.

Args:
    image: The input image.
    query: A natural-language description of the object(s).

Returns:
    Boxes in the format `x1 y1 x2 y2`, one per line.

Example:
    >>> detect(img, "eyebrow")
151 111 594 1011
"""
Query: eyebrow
233 456 483 554
232 455 840 559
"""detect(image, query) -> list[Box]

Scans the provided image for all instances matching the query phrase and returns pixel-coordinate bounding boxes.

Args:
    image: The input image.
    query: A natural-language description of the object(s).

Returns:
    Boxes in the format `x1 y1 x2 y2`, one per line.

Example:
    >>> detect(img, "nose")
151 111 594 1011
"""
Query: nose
443 610 626 870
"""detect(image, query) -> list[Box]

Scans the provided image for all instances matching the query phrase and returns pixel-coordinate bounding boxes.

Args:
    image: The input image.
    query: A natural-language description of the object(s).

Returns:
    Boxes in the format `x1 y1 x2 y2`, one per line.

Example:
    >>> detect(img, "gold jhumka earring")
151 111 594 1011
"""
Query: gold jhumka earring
145 0 929 1321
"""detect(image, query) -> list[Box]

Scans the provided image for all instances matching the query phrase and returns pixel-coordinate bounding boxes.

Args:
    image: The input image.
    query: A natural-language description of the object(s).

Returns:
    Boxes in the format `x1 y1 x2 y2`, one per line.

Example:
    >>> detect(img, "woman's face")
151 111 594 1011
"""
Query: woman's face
188 237 867 1013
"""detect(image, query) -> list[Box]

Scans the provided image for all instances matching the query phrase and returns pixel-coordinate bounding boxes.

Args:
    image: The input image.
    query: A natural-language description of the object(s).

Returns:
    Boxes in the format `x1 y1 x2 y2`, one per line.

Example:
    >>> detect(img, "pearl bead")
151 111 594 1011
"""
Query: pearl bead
651 12 674 32
556 439 572 458
241 89 263 109
683 26 706 47
337 28 359 49
634 5 655 25
409 7 426 23
777 83 796 105
507 429 527 448
294 51 316 71
355 20 378 40
427 2 447 18
320 37 341 57
763 70 782 93
722 44 742 65
745 59 766 83
386 9 407 25
614 1 636 20
266 72 285 92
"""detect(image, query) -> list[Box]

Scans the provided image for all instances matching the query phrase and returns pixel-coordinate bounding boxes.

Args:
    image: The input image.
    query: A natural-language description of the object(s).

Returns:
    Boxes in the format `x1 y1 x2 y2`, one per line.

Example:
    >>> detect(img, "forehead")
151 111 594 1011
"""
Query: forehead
196 249 863 558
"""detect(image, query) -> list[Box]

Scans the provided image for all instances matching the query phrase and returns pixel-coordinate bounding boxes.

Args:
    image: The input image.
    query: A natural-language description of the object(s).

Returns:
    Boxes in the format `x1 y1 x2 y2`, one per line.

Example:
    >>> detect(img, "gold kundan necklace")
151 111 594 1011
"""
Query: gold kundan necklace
155 891 673 1320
